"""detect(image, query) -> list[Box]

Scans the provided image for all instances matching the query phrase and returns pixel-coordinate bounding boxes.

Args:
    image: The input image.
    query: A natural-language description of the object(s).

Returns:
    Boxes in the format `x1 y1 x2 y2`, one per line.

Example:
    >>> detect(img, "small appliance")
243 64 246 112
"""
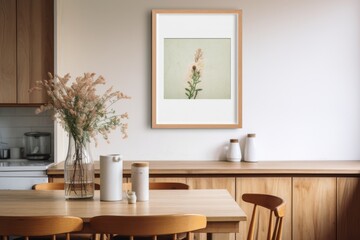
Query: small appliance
24 132 51 160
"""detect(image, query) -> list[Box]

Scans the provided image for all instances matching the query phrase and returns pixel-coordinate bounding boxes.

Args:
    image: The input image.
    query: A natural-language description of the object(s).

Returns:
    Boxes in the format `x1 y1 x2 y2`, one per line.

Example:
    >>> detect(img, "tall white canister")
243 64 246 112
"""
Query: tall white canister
244 134 257 162
131 162 149 202
100 154 123 201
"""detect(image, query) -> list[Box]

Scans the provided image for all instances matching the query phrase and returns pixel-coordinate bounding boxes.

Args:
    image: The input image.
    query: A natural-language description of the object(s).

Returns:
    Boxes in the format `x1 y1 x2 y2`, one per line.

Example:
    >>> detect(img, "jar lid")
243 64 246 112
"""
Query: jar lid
230 139 239 143
132 162 149 167
24 132 51 137
247 133 256 138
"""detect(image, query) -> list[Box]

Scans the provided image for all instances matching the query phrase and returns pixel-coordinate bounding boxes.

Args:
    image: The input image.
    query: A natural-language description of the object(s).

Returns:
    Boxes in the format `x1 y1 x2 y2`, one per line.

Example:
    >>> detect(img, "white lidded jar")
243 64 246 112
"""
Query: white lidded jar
131 162 149 202
226 139 241 162
244 134 257 162
100 154 123 201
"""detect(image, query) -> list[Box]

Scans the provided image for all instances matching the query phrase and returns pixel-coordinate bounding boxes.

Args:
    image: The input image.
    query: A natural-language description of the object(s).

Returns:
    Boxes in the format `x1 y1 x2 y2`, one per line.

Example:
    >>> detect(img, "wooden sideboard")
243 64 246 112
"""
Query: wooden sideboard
47 160 360 240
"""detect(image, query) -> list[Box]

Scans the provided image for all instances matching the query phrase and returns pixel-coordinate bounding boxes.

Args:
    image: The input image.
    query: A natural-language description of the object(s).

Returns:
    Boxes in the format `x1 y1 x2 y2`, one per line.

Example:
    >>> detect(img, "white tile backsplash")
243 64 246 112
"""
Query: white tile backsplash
0 108 54 153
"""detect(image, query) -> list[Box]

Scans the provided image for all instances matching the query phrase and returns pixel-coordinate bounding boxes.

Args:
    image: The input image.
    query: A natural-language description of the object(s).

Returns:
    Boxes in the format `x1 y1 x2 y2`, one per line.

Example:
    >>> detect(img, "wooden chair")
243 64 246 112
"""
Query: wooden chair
32 183 99 240
122 182 189 192
33 182 101 190
242 193 286 240
149 182 189 190
0 215 83 240
90 214 206 240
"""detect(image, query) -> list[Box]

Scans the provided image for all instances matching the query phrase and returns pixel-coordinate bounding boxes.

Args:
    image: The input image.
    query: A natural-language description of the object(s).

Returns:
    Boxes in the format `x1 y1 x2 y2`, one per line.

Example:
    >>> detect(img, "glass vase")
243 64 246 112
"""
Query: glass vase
64 134 95 199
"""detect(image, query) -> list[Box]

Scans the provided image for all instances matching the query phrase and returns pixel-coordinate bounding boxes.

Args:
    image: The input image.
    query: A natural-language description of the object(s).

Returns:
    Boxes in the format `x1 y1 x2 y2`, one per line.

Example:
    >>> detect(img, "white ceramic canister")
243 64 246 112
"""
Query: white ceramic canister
127 191 137 204
10 147 21 159
131 162 149 202
100 154 123 201
226 139 241 162
244 134 257 162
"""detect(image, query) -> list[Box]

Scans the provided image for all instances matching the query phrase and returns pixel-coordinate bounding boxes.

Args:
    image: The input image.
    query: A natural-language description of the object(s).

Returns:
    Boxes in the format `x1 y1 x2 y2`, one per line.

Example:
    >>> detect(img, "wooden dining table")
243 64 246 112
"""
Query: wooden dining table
0 189 246 235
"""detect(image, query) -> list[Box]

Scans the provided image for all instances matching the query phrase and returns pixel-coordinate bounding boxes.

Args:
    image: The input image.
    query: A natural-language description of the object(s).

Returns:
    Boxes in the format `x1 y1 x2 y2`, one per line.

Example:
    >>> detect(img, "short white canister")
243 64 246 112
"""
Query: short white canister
226 139 241 162
100 154 123 201
131 162 149 202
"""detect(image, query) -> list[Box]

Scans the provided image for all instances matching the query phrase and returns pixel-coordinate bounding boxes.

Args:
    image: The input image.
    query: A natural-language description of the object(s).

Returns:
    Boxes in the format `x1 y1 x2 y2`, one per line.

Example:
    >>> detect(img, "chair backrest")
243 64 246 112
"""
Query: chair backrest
242 193 286 240
0 216 83 240
149 182 189 190
122 182 189 192
33 182 100 190
90 214 206 239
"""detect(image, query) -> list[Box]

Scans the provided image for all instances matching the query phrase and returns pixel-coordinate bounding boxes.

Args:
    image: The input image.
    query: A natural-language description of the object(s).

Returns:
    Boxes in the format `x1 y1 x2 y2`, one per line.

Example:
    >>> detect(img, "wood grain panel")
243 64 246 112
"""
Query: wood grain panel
293 177 336 240
48 160 360 176
337 177 360 239
150 177 187 185
236 177 292 240
17 0 53 104
186 177 235 198
0 0 17 103
187 177 236 240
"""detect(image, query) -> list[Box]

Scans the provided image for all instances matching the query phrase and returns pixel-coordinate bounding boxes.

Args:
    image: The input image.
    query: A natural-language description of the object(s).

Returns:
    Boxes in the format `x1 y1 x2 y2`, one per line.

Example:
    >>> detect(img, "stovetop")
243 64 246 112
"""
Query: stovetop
0 159 54 171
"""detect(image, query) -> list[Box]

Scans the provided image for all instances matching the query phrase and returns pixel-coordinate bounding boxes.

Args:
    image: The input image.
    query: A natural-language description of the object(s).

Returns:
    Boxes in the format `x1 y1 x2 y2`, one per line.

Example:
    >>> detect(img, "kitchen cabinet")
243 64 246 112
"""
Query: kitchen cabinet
47 160 360 240
0 0 53 105
187 177 236 240
0 0 17 103
293 177 337 240
337 177 360 239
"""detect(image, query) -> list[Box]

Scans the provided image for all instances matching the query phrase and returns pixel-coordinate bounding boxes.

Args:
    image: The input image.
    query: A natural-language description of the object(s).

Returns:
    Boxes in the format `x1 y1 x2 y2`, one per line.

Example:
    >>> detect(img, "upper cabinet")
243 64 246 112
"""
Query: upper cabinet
0 0 17 103
0 0 54 105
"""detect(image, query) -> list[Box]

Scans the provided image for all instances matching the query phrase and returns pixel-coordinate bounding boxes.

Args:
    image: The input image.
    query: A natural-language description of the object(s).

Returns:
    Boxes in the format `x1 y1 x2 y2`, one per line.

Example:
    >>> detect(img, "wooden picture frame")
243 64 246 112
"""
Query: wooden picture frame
152 9 242 128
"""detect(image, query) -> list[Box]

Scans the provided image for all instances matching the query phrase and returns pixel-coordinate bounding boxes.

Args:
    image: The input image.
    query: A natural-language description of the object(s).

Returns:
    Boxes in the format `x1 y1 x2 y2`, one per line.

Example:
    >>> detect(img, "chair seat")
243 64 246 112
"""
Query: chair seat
19 234 94 240
113 232 187 240
90 214 206 240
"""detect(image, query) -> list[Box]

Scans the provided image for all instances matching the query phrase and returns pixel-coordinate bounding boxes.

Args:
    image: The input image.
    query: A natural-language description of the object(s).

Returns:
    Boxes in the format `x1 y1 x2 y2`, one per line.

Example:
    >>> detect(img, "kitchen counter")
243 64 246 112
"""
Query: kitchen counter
0 159 54 171
47 160 360 240
47 160 360 176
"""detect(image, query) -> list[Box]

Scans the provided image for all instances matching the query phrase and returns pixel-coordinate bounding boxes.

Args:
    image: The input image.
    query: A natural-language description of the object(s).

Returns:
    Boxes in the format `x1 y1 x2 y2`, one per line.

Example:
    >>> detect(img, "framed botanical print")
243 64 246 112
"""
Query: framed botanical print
152 9 242 128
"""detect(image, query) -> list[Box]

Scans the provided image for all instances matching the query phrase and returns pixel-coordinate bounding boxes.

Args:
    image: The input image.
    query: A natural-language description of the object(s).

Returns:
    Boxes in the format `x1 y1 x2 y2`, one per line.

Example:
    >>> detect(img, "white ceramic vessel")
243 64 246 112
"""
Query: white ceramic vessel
226 139 241 162
100 154 123 201
127 191 137 204
244 134 257 162
131 162 149 202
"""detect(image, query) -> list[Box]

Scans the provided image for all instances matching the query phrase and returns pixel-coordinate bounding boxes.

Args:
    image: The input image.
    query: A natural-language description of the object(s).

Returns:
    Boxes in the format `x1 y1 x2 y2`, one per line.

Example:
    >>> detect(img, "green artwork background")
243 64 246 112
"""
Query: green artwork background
164 38 231 99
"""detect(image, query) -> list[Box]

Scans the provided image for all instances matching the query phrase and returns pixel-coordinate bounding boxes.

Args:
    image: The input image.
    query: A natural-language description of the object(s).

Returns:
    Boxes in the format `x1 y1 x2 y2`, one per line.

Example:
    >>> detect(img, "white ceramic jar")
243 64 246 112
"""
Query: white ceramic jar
226 139 241 162
131 162 149 202
127 191 137 204
244 134 257 162
100 154 123 201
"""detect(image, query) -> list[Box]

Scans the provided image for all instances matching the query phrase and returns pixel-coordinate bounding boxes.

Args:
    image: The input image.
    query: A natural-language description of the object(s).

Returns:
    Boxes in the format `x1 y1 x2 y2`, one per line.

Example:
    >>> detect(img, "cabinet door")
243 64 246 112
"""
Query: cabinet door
0 0 17 103
17 0 53 104
236 177 292 240
293 177 336 240
337 177 360 239
187 177 236 240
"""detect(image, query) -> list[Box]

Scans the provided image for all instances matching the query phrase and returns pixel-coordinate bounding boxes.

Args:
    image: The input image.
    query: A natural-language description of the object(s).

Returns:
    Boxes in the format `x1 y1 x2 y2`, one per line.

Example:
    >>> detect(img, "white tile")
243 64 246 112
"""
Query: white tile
14 108 38 116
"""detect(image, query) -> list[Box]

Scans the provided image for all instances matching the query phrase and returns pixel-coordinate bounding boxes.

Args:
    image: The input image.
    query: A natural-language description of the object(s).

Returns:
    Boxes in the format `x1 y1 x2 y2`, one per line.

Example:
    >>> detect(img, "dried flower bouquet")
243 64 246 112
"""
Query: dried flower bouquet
30 73 130 198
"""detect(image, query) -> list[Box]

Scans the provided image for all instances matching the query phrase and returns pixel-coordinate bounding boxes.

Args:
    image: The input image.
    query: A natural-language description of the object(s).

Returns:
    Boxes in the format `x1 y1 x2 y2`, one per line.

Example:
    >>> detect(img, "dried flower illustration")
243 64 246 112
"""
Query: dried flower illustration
29 73 130 146
185 48 204 99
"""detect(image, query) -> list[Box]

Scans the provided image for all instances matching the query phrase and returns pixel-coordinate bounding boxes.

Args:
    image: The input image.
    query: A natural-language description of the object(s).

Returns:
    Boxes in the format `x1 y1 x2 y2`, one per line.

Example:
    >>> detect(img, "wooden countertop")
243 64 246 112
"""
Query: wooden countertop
47 160 360 176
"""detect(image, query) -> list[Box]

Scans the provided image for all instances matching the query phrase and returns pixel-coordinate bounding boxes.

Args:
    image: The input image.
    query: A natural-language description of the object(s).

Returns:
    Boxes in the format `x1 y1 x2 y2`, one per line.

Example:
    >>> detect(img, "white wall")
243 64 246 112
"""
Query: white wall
55 0 360 161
